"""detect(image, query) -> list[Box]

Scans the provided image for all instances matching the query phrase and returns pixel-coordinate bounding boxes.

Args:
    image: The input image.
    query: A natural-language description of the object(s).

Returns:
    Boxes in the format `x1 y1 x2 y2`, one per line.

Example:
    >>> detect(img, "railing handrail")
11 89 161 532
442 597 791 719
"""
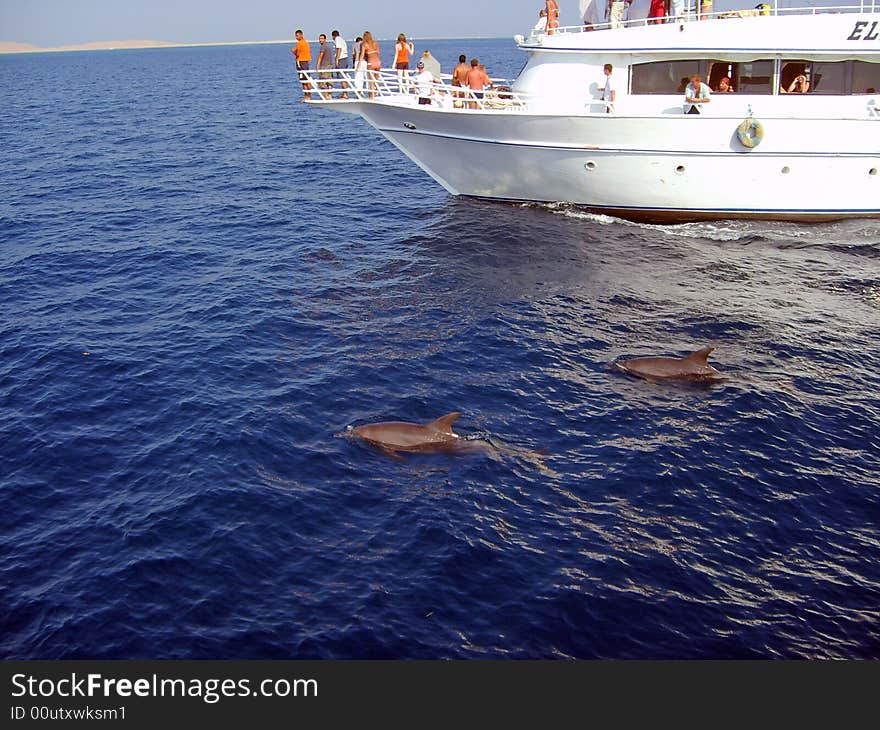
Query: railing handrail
295 66 880 121
297 67 533 112
524 3 880 42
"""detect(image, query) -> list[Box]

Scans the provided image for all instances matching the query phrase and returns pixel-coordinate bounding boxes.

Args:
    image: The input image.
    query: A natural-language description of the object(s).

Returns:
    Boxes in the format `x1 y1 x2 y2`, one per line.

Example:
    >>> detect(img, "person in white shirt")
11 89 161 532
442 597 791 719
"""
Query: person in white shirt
331 30 349 99
600 63 616 112
685 74 711 114
414 61 435 105
534 9 548 32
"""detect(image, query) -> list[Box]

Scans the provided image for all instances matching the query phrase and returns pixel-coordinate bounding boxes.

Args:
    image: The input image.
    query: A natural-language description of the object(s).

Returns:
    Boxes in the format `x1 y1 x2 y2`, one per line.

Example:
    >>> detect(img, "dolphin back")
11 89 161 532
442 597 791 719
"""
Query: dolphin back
427 412 462 436
684 346 715 364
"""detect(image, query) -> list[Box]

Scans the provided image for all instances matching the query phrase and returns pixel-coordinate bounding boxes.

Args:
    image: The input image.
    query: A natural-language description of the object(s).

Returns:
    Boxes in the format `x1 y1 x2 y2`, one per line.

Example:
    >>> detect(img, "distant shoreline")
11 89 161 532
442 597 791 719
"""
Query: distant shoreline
0 35 506 56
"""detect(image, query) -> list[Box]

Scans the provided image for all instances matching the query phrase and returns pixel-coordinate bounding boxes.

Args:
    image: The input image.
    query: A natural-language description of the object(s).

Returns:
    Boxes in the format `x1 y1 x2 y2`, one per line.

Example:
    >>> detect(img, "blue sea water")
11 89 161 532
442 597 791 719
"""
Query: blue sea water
1 39 879 659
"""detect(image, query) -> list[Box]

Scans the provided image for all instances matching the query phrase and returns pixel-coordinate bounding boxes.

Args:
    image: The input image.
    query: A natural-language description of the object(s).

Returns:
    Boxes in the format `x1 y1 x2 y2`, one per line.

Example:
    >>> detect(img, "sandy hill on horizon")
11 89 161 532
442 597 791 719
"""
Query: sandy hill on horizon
0 41 41 53
0 39 180 54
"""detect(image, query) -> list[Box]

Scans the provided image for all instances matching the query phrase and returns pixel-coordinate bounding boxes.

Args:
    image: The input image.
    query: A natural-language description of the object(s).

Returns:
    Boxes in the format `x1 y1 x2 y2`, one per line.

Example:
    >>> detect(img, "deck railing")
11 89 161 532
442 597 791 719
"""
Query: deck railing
298 67 533 112
524 3 880 42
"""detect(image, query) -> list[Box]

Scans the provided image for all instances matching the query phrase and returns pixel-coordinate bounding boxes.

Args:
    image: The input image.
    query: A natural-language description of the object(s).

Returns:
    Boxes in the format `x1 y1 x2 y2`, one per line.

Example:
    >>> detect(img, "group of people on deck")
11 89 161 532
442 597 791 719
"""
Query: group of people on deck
293 29 429 101
292 29 495 107
533 1 772 30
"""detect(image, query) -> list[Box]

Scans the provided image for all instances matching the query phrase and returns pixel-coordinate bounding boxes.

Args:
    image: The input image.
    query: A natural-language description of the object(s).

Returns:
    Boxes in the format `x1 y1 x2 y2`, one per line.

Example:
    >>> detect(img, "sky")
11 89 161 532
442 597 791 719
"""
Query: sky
0 0 549 46
0 0 837 47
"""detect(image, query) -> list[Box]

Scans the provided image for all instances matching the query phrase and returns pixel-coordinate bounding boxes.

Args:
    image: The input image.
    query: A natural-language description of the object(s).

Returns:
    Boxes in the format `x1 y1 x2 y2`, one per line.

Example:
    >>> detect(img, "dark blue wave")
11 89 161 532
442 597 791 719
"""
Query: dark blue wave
1 41 879 659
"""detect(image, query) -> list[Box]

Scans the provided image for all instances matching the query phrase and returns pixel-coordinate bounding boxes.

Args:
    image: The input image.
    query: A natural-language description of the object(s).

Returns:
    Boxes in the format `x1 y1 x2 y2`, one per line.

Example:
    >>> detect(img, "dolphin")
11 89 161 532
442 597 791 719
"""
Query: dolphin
346 412 465 457
339 412 552 473
612 346 722 382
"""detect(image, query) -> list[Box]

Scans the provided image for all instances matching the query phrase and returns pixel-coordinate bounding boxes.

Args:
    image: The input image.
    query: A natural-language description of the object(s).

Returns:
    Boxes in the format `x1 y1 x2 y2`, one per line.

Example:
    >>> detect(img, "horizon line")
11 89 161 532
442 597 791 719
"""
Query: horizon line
0 35 511 56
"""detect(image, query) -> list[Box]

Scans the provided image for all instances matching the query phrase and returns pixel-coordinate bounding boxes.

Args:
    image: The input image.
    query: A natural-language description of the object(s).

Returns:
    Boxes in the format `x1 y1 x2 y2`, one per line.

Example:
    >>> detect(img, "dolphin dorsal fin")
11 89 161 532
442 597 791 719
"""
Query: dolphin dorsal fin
428 412 462 435
685 346 714 363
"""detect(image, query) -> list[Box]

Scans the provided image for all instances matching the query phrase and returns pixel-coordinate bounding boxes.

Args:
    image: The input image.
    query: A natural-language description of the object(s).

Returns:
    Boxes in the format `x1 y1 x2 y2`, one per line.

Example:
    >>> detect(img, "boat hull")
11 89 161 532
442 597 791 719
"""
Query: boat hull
316 100 880 222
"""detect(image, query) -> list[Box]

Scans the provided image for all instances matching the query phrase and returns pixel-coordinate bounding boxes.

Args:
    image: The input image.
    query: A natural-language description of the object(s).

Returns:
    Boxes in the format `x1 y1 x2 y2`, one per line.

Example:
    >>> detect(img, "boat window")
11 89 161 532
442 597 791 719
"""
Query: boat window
853 61 880 94
807 62 848 95
631 60 703 94
735 60 774 95
707 62 735 92
631 60 774 95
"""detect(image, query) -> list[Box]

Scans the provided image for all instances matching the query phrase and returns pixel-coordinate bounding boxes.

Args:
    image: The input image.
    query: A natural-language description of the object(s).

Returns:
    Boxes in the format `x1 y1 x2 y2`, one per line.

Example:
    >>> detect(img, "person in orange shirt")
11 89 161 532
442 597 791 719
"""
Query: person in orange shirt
291 29 312 101
394 33 414 90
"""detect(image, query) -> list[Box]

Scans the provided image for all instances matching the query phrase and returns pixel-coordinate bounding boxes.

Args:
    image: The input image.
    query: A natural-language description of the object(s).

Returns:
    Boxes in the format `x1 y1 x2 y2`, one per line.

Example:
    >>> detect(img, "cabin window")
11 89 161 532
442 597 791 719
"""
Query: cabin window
779 60 851 94
734 60 774 94
809 62 848 94
631 59 773 94
631 60 703 94
853 61 880 94
707 62 735 91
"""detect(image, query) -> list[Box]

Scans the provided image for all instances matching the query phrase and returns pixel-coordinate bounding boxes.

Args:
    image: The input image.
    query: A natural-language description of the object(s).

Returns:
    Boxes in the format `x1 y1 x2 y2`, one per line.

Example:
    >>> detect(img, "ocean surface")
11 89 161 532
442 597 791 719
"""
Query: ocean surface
1 38 879 659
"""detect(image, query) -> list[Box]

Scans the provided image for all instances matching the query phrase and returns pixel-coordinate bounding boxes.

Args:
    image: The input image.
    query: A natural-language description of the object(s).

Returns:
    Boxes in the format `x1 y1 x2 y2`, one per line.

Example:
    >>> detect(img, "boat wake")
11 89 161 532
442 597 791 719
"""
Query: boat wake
528 203 880 248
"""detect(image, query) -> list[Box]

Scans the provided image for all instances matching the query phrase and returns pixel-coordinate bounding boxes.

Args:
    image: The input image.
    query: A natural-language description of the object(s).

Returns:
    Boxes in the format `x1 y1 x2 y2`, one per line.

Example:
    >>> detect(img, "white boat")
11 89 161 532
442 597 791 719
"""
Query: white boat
300 3 880 222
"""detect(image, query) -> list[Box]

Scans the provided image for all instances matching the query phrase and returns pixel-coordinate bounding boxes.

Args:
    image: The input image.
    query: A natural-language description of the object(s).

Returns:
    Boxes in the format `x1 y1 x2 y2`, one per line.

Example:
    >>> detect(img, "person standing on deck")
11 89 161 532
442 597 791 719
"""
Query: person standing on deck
546 0 560 33
332 30 349 99
291 29 312 102
599 63 616 112
351 36 365 92
648 0 667 23
414 60 435 105
466 58 490 109
362 31 381 98
534 9 548 32
452 54 470 107
607 0 629 28
315 33 336 100
395 33 415 91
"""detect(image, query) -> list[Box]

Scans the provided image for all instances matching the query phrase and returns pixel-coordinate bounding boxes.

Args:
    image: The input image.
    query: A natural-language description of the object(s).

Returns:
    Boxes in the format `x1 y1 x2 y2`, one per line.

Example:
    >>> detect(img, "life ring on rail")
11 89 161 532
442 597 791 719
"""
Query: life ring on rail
737 117 764 148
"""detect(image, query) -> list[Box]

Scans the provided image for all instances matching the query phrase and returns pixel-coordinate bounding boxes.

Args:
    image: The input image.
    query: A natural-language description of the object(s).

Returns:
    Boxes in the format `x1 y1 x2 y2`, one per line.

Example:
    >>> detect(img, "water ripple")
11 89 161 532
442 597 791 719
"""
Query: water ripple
1 41 878 659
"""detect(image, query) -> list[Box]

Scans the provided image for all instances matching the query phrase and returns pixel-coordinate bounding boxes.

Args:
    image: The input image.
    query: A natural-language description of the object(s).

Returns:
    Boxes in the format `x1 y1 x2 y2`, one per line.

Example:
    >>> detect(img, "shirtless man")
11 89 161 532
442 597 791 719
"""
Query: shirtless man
452 54 469 107
546 0 560 34
465 58 490 109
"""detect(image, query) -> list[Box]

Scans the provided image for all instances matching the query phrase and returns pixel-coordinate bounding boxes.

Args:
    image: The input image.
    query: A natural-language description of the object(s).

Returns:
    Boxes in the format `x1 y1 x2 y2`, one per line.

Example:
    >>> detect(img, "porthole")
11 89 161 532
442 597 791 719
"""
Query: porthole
870 168 878 176
403 122 416 130
781 166 791 174
584 161 596 171
675 165 686 175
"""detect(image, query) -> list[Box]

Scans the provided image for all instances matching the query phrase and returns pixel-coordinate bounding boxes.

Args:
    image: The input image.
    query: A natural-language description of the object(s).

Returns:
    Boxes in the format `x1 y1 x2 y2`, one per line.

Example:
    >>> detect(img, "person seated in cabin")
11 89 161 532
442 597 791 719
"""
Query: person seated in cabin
715 76 734 93
782 74 809 94
684 74 711 114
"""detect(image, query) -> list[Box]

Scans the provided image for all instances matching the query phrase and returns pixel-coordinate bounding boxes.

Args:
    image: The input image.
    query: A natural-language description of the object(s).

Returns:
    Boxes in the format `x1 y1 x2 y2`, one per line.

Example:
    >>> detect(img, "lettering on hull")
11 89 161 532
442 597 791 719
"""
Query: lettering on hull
848 20 880 41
